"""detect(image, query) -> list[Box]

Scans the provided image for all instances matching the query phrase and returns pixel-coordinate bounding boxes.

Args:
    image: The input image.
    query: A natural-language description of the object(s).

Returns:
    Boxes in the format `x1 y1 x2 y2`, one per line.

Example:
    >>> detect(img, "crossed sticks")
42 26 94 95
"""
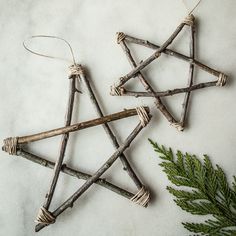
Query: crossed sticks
2 65 152 232
111 15 228 131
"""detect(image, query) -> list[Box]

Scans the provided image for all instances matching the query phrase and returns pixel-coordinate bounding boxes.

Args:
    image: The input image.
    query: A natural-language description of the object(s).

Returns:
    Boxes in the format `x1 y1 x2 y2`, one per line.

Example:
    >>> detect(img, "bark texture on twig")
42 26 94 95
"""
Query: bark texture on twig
43 75 76 211
119 81 217 98
115 22 185 87
2 107 149 149
124 35 227 79
79 71 143 189
179 20 196 129
16 149 134 199
118 39 178 125
35 121 150 232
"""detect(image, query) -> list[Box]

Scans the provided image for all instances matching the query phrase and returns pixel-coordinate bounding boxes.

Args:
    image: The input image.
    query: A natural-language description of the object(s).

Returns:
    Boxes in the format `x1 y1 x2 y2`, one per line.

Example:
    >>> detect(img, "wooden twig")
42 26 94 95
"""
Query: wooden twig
16 149 134 199
79 69 143 189
118 81 217 97
124 35 227 79
179 20 196 129
42 75 77 212
35 121 149 232
115 22 186 88
117 39 178 126
2 107 149 149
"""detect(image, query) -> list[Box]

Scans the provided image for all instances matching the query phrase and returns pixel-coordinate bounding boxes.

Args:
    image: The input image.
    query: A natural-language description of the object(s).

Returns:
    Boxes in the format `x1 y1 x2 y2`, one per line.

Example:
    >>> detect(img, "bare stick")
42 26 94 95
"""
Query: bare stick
119 81 217 98
118 40 178 125
124 35 225 79
2 107 149 148
179 21 196 128
79 70 143 189
43 76 76 212
35 121 148 232
16 149 134 199
116 22 185 87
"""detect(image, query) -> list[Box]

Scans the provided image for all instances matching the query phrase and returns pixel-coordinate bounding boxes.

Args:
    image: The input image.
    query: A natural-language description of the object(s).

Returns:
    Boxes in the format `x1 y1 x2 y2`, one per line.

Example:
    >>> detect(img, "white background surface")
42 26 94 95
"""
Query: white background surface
0 0 235 235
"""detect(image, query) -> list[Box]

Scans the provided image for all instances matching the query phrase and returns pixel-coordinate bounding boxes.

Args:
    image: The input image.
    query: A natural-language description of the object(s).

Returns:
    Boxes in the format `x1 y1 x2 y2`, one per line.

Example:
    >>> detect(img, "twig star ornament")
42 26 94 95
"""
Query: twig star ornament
111 10 228 131
3 36 152 232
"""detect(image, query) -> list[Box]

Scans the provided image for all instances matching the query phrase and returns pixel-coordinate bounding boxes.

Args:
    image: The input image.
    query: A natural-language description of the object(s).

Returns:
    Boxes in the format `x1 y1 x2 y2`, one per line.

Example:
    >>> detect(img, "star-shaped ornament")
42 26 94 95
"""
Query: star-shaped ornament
111 15 228 131
2 64 152 232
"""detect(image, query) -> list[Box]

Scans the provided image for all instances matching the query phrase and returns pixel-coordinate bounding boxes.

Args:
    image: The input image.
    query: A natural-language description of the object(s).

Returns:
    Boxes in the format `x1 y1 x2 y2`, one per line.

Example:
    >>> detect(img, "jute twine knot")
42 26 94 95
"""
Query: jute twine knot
116 32 126 44
171 122 184 132
216 73 227 87
136 106 150 127
110 85 124 96
130 186 150 207
69 64 85 78
35 207 55 225
2 137 18 155
183 14 195 26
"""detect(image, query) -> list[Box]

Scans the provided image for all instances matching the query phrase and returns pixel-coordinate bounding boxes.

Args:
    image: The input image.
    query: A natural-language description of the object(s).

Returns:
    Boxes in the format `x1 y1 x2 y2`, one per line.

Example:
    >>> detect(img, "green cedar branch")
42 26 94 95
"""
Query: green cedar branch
149 139 236 236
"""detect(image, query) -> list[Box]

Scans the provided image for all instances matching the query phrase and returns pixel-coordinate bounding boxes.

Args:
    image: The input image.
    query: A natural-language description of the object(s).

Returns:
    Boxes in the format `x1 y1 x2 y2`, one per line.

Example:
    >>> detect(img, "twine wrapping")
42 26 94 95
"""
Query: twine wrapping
35 207 55 225
171 122 184 132
216 73 227 87
110 85 123 96
130 186 150 207
136 106 150 127
183 14 195 26
69 64 85 78
117 32 126 44
2 137 18 155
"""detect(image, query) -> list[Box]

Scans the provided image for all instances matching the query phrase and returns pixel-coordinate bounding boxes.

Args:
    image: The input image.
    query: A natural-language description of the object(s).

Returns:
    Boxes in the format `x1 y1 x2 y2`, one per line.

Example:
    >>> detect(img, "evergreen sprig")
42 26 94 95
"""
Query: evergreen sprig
149 139 236 236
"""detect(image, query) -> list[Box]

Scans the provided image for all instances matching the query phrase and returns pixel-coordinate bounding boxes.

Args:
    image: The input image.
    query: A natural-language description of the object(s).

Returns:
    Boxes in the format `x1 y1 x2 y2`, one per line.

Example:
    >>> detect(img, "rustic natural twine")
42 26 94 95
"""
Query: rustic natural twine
110 85 123 96
35 207 55 225
216 73 227 87
171 122 184 132
183 14 195 26
23 35 76 65
130 186 150 207
182 0 202 15
2 137 18 155
69 64 85 77
117 32 126 44
136 106 150 127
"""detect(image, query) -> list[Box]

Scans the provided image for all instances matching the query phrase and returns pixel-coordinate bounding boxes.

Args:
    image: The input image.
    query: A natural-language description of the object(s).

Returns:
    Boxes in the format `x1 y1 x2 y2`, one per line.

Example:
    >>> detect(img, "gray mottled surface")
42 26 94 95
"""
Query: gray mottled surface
0 0 235 235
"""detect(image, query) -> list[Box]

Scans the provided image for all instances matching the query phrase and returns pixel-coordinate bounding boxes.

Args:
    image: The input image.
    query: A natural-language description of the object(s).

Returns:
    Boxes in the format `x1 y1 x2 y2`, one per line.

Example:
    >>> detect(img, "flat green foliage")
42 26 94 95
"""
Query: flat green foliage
149 139 236 236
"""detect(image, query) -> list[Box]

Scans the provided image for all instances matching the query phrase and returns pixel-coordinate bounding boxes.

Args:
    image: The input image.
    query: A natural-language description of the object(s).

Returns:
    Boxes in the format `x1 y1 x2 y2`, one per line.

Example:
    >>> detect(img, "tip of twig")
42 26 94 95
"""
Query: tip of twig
35 225 40 232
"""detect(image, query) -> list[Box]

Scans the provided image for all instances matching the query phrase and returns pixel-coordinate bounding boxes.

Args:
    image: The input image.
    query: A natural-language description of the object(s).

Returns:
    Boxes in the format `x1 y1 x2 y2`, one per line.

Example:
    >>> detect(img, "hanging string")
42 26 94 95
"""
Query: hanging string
23 35 76 65
182 0 202 15
22 35 85 80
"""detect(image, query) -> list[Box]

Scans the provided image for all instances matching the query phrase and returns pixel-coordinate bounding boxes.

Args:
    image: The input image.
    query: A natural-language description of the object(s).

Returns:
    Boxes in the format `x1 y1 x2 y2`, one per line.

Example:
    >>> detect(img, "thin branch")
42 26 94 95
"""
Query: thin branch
179 21 196 128
118 39 178 125
124 35 224 78
16 149 134 199
5 107 149 145
116 22 186 87
35 121 148 232
119 81 217 98
80 71 143 189
43 76 76 211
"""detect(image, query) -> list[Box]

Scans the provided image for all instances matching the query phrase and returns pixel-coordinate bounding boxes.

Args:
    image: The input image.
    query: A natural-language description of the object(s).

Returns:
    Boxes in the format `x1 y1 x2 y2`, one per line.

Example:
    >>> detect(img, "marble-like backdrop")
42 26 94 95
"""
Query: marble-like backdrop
0 0 235 235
